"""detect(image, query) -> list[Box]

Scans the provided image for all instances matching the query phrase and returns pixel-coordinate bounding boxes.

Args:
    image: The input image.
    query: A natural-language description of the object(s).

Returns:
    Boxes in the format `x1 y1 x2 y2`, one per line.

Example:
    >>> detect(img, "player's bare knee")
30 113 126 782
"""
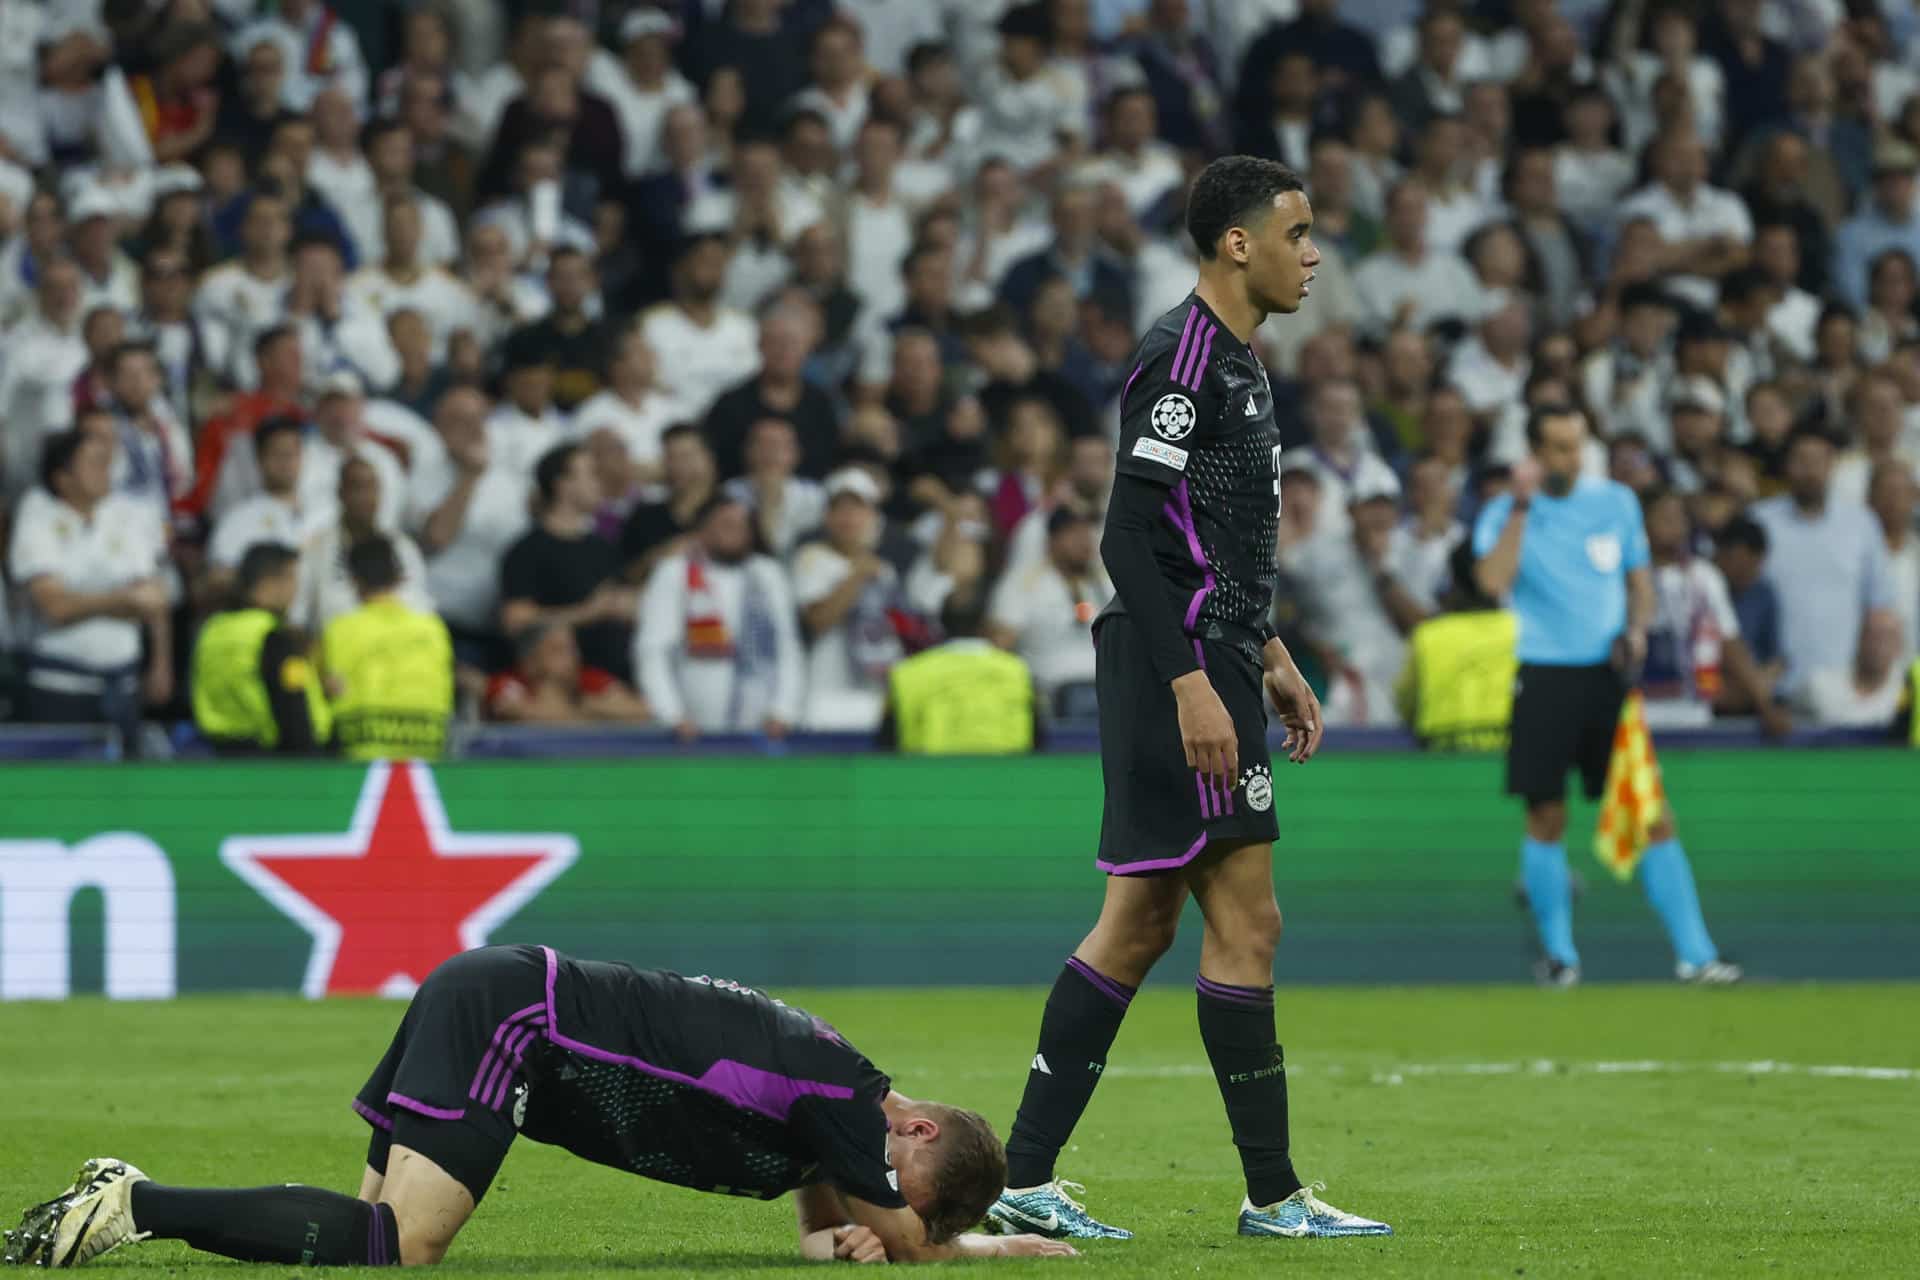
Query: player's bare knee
1236 898 1283 961
1526 800 1568 842
1649 814 1676 842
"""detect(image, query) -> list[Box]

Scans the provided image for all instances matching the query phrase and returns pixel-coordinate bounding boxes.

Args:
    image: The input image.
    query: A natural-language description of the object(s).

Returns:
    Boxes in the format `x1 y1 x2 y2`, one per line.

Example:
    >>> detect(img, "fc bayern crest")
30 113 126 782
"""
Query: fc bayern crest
1242 765 1274 813
1150 393 1197 440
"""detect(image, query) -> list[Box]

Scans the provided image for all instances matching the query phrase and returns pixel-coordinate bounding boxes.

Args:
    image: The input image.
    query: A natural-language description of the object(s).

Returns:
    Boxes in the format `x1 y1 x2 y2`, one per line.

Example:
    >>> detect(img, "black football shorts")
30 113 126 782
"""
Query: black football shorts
1093 614 1280 875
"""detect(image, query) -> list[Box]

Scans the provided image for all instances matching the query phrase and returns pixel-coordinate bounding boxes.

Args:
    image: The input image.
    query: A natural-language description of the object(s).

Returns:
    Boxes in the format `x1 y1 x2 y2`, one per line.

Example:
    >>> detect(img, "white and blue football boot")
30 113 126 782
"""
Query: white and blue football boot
983 1179 1133 1240
1237 1183 1392 1239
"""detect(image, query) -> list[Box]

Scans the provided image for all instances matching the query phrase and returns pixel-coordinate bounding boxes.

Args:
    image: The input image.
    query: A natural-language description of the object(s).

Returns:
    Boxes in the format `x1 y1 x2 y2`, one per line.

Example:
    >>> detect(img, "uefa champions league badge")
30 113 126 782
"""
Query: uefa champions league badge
1241 765 1273 812
1150 393 1197 440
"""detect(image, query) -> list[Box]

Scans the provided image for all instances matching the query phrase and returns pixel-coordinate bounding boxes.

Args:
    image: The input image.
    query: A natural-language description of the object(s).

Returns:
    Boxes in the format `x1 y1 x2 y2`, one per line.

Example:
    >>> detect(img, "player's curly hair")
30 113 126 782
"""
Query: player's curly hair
918 1104 1008 1244
1186 155 1306 259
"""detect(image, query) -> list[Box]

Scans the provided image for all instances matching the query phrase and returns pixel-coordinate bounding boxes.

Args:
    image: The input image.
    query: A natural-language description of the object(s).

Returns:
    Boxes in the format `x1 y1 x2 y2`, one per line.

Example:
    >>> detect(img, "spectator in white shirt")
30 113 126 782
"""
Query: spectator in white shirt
1606 4 1724 154
792 468 905 731
987 504 1113 708
1801 606 1908 728
1354 178 1487 339
306 86 378 258
1396 454 1467 606
1448 292 1533 456
635 492 804 739
1299 378 1399 537
1292 466 1431 727
1581 282 1678 446
1552 84 1634 238
409 386 532 663
232 0 369 116
640 232 760 421
275 233 400 394
351 118 463 269
975 3 1079 178
1869 461 1920 671
8 428 173 728
207 416 326 598
66 188 139 315
295 455 434 632
487 329 569 479
299 371 411 528
346 196 479 360
194 190 293 384
1616 131 1754 313
790 15 871 156
567 328 678 490
585 9 696 181
1090 86 1183 223
101 345 193 518
723 418 827 561
1753 220 1820 365
0 258 87 502
1405 114 1492 257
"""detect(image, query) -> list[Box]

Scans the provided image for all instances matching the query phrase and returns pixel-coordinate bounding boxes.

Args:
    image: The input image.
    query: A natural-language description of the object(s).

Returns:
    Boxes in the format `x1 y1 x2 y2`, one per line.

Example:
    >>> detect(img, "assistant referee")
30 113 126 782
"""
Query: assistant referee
1472 404 1739 986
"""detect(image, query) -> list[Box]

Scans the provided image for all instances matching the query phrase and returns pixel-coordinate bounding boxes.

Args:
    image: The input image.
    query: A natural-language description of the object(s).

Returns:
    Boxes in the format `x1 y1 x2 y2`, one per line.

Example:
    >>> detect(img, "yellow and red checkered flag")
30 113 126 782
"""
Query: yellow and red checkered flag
1594 691 1668 881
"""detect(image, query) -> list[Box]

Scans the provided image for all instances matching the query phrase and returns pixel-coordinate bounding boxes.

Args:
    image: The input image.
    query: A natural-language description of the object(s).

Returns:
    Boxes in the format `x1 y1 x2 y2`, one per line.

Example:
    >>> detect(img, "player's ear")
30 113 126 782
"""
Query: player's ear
1223 226 1249 265
897 1115 940 1143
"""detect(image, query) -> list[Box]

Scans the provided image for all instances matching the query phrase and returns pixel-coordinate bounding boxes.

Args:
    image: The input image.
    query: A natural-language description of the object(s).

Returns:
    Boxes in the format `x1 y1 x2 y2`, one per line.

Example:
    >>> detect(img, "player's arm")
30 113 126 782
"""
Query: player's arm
1260 634 1324 764
1471 495 1529 598
839 1196 1075 1262
1622 564 1655 671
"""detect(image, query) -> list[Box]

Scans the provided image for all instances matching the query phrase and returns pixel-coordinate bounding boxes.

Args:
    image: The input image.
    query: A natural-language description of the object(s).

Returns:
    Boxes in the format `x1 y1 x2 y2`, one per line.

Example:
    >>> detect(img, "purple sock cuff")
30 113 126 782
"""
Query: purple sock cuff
1065 956 1136 1009
1196 975 1275 1008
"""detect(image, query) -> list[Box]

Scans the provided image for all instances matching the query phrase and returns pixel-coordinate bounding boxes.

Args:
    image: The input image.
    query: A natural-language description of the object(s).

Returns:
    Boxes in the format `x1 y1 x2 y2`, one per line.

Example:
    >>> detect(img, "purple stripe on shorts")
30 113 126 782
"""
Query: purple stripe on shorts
352 1098 393 1132
1223 776 1234 816
1097 830 1210 876
1196 975 1276 1008
1065 956 1136 1009
539 946 853 1121
1195 771 1210 818
1188 323 1217 389
1170 306 1199 383
387 1092 467 1122
469 1002 547 1100
488 1023 544 1109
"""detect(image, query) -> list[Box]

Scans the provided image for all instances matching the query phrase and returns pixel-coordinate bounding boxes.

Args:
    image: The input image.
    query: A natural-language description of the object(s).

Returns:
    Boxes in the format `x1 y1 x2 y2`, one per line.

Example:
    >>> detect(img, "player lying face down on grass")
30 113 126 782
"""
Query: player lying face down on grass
2 946 1076 1267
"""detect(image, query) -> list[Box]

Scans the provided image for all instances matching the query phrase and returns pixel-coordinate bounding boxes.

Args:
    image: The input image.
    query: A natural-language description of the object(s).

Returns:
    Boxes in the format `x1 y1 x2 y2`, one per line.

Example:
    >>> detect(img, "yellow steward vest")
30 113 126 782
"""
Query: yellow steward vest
1401 610 1519 751
192 608 329 748
321 597 454 760
888 641 1035 754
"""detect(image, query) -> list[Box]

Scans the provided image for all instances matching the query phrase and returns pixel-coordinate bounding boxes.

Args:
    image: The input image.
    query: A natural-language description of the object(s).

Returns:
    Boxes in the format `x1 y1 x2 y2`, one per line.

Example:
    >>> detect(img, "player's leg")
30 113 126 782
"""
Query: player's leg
1184 840 1390 1238
1509 665 1581 980
994 872 1186 1239
1633 811 1738 983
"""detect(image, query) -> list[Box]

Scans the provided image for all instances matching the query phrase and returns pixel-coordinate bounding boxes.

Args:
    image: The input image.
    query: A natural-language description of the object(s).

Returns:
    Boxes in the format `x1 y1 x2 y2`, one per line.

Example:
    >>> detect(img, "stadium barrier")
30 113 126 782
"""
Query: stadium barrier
0 749 1913 1000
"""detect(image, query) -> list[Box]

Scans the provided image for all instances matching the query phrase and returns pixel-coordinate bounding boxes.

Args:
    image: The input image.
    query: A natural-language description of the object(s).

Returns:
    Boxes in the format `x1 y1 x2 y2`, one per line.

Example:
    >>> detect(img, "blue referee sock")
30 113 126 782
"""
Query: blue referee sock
1638 838 1717 968
1521 838 1579 968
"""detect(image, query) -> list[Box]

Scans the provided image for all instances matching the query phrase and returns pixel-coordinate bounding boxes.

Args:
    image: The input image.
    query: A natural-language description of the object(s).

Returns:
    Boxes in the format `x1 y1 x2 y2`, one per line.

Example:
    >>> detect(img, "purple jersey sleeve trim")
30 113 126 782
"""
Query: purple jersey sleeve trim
387 1092 467 1122
1166 479 1215 627
538 945 856 1123
1097 830 1210 875
1170 306 1199 382
1187 323 1217 389
351 1098 394 1132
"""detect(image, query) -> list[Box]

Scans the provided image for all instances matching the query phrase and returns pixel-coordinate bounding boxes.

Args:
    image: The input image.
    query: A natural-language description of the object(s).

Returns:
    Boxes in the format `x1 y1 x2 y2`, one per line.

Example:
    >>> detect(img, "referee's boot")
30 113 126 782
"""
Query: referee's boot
1238 1182 1393 1239
984 1178 1133 1240
2 1159 149 1267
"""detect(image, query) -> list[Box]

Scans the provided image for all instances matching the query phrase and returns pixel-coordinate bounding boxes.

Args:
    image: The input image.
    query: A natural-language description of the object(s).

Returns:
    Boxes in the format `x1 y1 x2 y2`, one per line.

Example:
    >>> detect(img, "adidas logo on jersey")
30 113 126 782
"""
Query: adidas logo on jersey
1244 397 1260 417
1032 1054 1053 1075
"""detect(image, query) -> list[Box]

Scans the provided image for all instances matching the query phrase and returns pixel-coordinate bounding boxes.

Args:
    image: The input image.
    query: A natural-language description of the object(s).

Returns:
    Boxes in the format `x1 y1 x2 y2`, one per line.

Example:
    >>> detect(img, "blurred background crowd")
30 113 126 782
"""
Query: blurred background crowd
1 0 1918 753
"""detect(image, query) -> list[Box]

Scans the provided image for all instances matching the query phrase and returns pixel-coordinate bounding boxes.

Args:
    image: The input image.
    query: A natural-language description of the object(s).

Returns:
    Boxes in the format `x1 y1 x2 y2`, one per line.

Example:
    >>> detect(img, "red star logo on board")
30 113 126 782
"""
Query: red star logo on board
222 762 577 997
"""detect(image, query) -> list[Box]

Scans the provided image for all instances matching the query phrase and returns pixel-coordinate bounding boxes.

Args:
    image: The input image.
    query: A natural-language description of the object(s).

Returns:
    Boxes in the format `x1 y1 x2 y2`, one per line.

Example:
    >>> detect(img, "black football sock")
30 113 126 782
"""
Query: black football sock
130 1183 400 1266
1196 976 1303 1207
1004 957 1136 1188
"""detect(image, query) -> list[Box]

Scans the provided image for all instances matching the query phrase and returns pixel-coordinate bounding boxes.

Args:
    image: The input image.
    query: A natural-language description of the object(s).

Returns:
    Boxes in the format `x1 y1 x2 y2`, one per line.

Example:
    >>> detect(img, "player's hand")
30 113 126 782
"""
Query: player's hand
1172 669 1237 793
1510 457 1542 503
831 1225 886 1263
1264 666 1323 764
997 1235 1079 1258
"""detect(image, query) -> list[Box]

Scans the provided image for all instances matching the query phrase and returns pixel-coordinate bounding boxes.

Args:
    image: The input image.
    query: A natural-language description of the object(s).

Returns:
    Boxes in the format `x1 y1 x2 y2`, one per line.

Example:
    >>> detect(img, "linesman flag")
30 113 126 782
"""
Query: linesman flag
1594 691 1668 881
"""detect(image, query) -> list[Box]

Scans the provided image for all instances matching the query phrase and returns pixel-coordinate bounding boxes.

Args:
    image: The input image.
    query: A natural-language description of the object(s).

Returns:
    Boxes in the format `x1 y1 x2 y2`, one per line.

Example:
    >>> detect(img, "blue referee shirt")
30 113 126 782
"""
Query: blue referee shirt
1472 476 1650 666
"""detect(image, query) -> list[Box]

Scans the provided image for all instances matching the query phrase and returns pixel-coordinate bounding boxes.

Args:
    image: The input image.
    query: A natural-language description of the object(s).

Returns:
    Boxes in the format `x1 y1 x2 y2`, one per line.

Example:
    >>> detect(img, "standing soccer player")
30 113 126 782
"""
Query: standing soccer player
986 158 1391 1243
1471 404 1742 986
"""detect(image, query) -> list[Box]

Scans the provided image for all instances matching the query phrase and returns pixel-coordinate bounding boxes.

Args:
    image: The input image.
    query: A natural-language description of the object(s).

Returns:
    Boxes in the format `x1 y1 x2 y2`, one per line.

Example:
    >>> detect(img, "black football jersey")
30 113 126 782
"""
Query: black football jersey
516 953 905 1208
1101 293 1283 641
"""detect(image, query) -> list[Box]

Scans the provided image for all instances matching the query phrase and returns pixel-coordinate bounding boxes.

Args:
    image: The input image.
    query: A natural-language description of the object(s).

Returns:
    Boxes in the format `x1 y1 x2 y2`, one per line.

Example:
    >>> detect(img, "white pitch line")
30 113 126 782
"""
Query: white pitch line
923 1060 1918 1083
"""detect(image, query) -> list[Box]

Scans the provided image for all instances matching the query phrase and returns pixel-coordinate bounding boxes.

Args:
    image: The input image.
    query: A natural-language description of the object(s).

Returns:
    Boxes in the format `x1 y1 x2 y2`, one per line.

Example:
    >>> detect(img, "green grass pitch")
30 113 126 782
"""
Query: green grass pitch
3 985 1917 1277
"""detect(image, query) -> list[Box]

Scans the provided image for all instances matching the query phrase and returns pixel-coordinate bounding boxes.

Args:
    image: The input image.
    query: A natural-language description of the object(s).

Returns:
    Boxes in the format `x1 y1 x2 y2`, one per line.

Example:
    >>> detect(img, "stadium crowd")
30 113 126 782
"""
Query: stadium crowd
0 0 1918 754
